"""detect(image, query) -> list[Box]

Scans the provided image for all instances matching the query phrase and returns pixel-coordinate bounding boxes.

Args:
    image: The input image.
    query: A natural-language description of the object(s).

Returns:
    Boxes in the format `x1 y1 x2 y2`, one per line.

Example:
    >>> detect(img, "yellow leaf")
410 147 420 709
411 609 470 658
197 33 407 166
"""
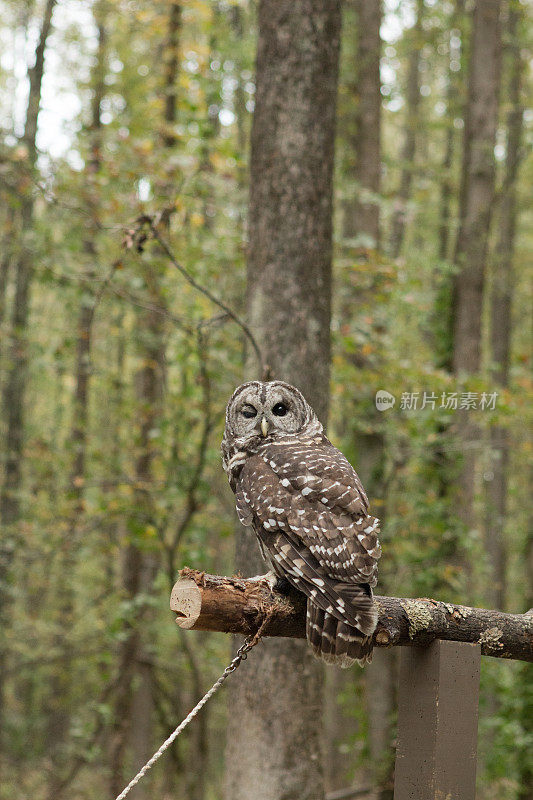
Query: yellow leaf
190 212 204 227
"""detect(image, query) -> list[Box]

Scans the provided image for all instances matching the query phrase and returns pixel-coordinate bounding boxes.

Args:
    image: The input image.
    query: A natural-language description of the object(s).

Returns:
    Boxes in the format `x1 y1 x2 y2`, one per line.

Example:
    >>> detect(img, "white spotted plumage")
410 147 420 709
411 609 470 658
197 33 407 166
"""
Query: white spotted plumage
222 380 381 667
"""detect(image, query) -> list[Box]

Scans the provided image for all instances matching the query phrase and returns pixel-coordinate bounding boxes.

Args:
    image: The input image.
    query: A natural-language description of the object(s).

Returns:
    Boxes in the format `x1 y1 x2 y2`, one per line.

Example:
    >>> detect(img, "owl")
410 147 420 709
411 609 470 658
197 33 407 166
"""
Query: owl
222 380 381 667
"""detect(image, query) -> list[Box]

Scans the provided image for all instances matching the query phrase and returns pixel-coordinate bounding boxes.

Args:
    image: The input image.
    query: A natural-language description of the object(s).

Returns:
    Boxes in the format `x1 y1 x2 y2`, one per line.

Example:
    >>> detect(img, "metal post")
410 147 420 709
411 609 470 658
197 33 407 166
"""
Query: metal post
394 640 481 800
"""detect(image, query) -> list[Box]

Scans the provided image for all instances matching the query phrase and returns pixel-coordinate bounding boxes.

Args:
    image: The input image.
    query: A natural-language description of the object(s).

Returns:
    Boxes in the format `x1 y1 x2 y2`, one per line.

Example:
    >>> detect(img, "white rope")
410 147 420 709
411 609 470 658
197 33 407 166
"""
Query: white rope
113 628 265 800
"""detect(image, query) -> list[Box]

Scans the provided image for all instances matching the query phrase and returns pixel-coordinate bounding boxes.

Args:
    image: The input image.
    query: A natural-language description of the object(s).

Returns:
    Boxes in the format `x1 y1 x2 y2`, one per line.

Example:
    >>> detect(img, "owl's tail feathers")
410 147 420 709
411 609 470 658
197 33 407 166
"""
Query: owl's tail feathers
306 601 376 668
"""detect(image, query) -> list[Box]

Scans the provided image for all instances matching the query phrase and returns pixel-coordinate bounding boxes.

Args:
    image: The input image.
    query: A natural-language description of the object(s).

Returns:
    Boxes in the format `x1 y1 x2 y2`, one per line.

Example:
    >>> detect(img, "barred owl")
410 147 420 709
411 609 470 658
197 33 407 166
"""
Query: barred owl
222 380 381 668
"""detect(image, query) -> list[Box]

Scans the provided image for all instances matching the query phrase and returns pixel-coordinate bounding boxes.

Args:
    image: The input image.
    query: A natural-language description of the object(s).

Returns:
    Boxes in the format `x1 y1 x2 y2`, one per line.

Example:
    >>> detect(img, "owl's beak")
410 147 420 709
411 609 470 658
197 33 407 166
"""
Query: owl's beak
260 416 269 437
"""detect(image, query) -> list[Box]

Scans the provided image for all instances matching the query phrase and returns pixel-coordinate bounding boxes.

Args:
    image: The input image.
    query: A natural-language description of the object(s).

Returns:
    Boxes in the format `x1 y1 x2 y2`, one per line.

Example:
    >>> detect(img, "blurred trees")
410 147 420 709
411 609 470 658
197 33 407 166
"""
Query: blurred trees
0 1 531 799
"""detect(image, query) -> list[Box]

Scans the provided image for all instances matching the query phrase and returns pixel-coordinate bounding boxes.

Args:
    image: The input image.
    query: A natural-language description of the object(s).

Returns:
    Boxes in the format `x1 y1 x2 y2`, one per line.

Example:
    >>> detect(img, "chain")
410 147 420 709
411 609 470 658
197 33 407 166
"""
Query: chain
113 619 269 800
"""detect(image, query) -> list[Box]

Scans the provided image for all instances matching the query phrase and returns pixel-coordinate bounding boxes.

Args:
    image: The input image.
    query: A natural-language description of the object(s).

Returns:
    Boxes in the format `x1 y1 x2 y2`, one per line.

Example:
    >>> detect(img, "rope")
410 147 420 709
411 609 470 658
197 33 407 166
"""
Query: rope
113 618 269 800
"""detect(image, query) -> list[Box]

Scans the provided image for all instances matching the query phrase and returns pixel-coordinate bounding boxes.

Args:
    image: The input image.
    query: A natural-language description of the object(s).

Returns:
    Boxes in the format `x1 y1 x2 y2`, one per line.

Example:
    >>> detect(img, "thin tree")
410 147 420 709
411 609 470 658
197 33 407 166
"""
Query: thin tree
437 0 466 266
453 0 502 375
0 0 57 746
224 1 341 798
0 207 15 334
108 260 168 800
109 5 180 797
433 0 467 374
485 0 525 611
338 2 394 795
451 0 502 529
344 0 382 250
45 6 109 791
388 0 424 259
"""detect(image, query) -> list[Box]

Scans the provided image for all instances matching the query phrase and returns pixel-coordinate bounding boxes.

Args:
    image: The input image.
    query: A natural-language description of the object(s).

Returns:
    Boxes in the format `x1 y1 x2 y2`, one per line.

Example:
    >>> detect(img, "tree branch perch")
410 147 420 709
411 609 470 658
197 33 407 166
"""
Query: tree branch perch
170 569 533 662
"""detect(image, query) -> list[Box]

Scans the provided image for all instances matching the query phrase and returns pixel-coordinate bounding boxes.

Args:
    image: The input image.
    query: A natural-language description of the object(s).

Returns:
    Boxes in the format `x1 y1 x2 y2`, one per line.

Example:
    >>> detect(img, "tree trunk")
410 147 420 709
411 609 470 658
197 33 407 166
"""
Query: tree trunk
109 5 179 796
0 0 56 524
388 0 424 259
341 5 395 794
0 0 56 750
519 476 533 797
343 0 381 249
224 2 341 799
45 10 108 790
360 446 395 800
229 5 248 194
433 0 466 375
451 0 502 532
0 207 15 335
438 0 466 266
453 0 502 376
161 0 181 148
109 295 165 800
484 1 524 612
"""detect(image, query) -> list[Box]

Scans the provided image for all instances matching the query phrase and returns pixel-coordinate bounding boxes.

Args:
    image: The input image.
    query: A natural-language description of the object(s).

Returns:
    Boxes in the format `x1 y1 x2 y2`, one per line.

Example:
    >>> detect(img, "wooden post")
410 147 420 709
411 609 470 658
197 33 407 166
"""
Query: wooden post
394 640 481 800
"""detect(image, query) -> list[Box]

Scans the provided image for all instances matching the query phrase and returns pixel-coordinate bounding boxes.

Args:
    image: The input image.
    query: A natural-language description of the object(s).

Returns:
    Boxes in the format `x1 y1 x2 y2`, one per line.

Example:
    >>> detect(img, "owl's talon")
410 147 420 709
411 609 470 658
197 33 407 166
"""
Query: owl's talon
273 576 292 595
248 572 291 595
248 570 277 589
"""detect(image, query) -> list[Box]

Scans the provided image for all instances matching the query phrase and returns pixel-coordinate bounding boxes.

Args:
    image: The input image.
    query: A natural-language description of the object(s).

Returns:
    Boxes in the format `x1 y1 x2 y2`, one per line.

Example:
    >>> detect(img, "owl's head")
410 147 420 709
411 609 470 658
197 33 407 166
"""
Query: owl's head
223 380 322 447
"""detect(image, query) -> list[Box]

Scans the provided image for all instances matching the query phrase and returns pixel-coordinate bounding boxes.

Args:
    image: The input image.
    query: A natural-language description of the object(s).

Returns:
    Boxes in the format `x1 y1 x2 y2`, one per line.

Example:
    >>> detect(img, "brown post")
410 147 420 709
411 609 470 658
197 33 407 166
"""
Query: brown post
394 640 481 800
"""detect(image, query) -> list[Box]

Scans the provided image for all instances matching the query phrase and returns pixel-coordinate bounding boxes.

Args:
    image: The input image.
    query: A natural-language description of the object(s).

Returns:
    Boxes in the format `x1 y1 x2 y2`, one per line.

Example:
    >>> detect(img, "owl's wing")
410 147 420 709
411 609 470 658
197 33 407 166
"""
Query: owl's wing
257 438 380 579
235 450 380 630
261 436 371 514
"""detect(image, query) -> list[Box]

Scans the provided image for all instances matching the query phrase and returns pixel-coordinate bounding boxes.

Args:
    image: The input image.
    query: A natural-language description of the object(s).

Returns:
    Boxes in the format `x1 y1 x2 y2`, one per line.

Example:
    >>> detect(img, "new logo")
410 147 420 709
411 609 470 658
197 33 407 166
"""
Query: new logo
375 390 396 411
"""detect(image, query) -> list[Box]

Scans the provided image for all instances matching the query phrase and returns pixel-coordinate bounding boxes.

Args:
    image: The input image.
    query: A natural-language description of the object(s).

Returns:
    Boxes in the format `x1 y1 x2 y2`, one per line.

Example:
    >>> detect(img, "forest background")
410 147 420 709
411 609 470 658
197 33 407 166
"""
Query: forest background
0 0 531 799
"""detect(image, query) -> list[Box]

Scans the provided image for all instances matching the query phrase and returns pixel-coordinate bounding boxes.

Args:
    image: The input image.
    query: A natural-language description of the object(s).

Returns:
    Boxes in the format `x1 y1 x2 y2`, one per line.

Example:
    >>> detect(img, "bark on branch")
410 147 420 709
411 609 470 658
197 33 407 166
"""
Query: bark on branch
171 569 533 662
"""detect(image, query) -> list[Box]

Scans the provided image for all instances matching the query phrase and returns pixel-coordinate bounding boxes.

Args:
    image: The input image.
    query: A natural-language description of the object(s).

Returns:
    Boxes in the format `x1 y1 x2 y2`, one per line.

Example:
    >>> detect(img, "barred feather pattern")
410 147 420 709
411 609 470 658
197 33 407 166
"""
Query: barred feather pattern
222 381 381 668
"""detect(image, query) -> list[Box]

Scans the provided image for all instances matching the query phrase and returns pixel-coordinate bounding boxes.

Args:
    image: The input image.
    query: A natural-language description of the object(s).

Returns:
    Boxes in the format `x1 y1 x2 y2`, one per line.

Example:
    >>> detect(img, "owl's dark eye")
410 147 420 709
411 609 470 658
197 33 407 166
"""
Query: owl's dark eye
241 405 257 419
272 402 288 417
